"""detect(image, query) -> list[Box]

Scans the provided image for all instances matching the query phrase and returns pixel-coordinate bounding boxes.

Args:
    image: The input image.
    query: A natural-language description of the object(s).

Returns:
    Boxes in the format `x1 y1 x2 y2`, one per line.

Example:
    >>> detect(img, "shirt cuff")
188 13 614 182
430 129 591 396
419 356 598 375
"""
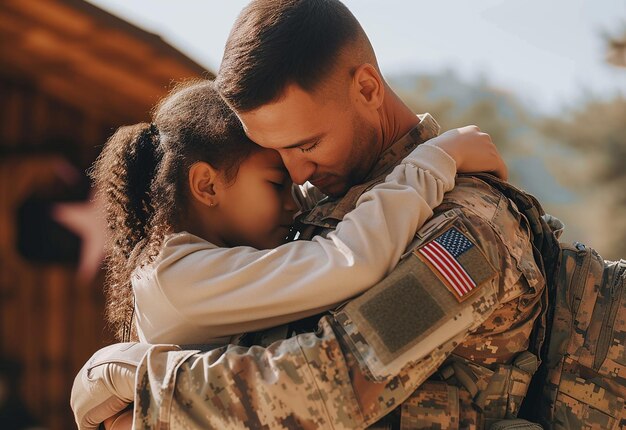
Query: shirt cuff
401 143 457 191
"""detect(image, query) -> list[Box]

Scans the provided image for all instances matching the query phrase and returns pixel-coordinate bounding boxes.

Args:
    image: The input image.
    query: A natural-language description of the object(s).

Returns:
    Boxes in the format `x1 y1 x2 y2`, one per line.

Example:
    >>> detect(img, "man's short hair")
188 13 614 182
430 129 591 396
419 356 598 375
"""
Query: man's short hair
216 0 363 112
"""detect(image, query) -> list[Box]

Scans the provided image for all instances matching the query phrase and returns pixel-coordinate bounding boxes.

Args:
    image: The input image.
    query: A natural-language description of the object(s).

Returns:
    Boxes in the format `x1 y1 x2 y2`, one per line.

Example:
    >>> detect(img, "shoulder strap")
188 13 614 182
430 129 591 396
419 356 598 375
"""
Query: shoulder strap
464 173 560 277
464 174 566 424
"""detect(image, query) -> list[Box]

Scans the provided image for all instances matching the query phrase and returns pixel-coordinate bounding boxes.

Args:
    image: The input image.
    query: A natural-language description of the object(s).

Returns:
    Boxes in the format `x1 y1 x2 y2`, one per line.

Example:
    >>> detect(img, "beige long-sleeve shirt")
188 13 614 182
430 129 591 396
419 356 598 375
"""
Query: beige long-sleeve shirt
132 142 456 344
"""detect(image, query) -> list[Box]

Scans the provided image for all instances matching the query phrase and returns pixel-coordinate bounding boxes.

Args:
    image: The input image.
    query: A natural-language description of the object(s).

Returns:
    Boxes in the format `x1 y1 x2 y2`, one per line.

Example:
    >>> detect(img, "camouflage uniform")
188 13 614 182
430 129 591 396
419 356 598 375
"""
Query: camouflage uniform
130 114 557 429
531 243 626 429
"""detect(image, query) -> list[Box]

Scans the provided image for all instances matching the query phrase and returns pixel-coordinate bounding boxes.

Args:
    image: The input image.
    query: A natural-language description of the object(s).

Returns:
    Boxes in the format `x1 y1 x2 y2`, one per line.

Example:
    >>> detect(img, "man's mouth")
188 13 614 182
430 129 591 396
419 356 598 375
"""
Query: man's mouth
311 175 347 197
311 175 332 189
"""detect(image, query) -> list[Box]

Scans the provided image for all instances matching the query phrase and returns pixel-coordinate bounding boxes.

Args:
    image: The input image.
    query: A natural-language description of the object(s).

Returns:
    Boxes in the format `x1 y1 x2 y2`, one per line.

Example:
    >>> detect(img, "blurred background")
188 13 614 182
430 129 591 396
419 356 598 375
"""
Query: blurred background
0 0 624 429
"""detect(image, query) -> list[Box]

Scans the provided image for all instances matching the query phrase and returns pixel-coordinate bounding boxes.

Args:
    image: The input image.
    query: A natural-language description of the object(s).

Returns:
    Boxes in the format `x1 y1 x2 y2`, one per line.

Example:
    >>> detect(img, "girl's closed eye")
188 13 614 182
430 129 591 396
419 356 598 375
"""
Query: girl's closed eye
270 180 285 190
267 170 290 190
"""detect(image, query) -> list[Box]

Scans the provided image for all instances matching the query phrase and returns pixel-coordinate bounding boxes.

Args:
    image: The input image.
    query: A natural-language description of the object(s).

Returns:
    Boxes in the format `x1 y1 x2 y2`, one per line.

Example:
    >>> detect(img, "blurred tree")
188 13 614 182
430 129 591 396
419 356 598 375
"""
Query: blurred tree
541 97 626 189
391 69 625 258
391 73 528 154
537 29 626 257
392 76 457 128
390 69 625 258
606 29 626 68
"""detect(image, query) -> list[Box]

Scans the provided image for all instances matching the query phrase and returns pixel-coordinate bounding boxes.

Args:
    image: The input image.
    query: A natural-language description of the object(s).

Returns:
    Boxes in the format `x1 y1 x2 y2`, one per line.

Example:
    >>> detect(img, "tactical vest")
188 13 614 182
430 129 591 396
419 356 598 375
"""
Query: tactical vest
532 243 626 429
480 175 626 429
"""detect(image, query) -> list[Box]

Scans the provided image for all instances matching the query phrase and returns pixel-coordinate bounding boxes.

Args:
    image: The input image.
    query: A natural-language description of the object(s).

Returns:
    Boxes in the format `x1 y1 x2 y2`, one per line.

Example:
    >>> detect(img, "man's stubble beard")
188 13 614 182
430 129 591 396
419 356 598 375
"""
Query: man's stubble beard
346 114 380 184
324 115 380 198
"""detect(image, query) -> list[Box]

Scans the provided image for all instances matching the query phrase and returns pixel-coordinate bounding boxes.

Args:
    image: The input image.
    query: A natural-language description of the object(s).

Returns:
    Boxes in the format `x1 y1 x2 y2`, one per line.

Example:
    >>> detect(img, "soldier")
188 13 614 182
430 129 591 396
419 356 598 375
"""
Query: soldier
72 1 626 429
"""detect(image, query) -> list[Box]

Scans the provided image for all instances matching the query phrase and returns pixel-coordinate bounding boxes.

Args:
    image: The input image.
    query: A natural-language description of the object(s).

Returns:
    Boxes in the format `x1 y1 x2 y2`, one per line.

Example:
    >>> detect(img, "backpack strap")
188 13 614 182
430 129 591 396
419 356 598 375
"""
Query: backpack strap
465 173 561 280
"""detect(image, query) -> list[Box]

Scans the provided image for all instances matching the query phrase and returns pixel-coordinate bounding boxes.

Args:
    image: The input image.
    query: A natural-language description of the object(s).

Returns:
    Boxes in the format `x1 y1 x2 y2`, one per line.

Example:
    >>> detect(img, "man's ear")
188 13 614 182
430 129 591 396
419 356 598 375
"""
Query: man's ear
188 161 219 208
352 63 384 110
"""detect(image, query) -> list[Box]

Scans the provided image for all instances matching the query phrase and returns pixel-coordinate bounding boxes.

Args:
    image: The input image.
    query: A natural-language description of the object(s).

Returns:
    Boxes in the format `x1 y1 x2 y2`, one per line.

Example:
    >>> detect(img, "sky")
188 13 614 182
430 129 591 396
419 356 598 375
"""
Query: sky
88 0 626 114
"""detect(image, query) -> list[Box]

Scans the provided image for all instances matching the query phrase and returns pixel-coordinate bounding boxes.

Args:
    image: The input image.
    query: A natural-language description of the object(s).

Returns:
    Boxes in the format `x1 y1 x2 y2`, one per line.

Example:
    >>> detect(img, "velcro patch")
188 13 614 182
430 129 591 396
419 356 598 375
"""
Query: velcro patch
415 225 496 302
360 274 445 354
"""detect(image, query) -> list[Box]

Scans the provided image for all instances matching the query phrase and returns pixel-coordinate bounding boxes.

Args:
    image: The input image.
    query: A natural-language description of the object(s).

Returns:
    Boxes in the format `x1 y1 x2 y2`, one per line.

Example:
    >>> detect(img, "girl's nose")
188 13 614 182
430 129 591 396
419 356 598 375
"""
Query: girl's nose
283 185 298 212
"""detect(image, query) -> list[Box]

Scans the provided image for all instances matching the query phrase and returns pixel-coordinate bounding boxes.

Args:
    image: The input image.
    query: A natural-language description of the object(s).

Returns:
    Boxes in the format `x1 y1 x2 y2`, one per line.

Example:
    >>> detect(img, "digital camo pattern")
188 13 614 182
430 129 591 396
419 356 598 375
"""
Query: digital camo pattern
437 177 547 367
133 326 364 430
131 115 552 429
397 358 537 430
133 319 466 429
133 345 199 429
399 381 460 430
297 134 552 428
331 174 549 429
332 212 499 381
538 243 626 429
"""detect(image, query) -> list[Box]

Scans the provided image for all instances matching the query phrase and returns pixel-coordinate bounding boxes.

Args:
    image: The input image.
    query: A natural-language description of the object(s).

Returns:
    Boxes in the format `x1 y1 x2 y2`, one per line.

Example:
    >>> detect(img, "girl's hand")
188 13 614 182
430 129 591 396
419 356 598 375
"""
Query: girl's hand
71 343 149 430
428 125 508 181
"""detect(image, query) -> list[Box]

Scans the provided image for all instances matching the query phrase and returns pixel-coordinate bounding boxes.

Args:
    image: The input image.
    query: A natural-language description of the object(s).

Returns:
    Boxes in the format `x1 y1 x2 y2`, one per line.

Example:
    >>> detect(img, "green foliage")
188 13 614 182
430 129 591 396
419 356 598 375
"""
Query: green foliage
540 96 626 258
391 74 527 154
391 72 626 259
541 97 626 186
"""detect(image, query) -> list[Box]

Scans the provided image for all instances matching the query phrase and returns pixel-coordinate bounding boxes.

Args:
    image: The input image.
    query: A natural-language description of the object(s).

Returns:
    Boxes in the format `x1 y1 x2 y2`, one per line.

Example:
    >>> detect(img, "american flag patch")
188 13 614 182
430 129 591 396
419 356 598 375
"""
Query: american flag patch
417 226 484 301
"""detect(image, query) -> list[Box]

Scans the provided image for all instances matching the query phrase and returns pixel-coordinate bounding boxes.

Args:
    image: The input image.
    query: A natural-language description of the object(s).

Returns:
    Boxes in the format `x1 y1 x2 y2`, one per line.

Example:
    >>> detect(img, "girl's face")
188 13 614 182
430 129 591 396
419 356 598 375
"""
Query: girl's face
213 148 298 249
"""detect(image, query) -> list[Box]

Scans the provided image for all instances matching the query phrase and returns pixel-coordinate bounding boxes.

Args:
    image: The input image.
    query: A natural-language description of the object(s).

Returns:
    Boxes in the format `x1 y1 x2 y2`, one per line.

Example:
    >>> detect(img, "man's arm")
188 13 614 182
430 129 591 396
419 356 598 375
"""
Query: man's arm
131 204 517 429
74 184 539 429
131 318 465 430
71 298 464 430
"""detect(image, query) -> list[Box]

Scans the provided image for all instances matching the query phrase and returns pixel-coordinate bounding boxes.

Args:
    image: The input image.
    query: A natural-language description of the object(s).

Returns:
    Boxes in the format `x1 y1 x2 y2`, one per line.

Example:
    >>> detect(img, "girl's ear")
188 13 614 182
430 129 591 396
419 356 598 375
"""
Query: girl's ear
188 162 220 208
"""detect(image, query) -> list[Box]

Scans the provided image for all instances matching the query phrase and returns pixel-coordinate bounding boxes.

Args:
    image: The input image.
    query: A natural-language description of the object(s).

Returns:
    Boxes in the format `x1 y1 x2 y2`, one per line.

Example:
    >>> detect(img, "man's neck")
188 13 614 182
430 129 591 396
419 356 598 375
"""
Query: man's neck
378 83 421 151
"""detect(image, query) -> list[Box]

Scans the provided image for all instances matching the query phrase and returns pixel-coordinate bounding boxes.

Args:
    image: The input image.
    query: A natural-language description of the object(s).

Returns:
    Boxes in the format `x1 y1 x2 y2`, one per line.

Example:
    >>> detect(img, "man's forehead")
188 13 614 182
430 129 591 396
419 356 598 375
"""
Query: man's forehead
236 84 332 148
243 123 320 152
240 117 322 150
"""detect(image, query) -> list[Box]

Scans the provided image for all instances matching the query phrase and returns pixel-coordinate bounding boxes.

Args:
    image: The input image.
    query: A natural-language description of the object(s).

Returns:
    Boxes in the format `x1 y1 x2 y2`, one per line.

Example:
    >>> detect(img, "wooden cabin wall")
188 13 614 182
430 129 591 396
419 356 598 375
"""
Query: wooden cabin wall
0 74 119 430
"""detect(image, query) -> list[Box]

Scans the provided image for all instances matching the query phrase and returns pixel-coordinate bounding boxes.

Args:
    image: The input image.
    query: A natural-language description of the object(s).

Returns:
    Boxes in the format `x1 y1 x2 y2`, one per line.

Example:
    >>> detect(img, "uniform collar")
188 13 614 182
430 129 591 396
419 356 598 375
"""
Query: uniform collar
365 113 441 181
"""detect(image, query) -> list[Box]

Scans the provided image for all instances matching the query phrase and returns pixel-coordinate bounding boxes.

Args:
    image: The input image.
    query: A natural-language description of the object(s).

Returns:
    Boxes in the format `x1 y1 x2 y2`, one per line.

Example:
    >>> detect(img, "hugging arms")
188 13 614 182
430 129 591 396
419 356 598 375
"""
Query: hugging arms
72 77 503 429
72 1 626 429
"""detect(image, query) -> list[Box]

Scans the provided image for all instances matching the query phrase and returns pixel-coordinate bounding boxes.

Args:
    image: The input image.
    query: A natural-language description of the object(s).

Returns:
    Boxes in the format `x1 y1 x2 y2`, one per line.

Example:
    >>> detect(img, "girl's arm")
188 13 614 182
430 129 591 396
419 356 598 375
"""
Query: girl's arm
103 410 132 430
134 128 498 342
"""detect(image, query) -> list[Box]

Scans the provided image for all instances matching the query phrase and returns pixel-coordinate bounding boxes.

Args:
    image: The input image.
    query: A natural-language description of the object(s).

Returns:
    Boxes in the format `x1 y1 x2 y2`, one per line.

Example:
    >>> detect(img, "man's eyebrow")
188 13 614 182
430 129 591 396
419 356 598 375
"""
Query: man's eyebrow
282 133 325 149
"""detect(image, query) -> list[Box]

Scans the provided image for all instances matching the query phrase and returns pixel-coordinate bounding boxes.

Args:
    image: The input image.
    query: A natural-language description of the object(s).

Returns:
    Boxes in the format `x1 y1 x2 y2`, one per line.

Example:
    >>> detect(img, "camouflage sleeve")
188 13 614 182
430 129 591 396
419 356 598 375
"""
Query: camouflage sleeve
332 207 507 381
133 195 535 429
132 318 464 429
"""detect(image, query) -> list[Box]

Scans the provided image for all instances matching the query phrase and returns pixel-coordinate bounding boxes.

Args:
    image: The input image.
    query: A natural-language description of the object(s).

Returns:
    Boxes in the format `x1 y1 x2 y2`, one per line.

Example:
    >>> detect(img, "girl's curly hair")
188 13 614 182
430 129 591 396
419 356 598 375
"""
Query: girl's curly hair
89 79 257 341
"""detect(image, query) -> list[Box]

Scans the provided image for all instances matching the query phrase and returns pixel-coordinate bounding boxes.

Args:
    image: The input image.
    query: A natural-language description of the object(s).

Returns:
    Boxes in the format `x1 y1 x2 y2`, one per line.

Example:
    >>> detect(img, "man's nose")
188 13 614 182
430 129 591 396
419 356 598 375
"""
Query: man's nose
281 152 315 185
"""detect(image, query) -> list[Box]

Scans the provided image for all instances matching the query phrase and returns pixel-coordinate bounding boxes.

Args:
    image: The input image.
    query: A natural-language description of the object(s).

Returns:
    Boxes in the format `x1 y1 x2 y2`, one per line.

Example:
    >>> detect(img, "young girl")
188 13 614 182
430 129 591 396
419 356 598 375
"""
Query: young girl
91 79 502 345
